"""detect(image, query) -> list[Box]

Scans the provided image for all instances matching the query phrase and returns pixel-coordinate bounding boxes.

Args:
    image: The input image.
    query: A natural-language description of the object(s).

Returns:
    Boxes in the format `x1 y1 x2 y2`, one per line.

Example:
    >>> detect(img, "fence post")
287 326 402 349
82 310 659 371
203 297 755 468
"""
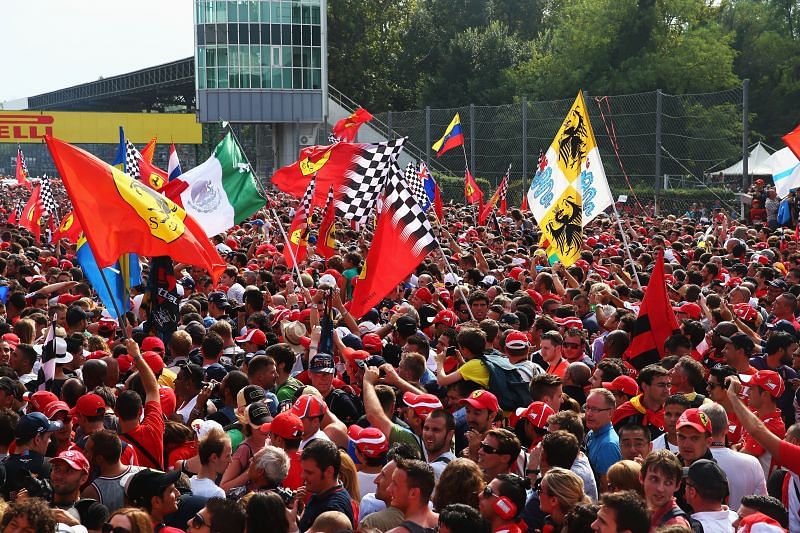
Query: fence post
469 104 476 177
387 110 393 139
521 96 528 205
654 89 662 216
425 106 431 169
742 78 750 191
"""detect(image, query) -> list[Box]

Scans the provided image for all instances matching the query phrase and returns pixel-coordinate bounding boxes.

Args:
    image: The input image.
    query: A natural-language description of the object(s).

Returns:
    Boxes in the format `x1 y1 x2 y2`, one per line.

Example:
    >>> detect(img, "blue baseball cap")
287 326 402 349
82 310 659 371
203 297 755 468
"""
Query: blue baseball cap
16 412 62 441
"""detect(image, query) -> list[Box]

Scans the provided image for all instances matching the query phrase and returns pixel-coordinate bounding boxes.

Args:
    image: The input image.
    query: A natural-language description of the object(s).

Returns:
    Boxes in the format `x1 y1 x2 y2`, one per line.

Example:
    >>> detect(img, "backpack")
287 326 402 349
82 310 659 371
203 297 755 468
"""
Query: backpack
478 353 532 412
660 507 705 533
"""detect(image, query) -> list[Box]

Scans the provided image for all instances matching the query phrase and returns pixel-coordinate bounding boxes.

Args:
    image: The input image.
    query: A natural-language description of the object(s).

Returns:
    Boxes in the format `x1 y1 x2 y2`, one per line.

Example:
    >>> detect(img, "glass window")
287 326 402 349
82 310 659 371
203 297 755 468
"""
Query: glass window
261 45 271 67
311 47 320 68
311 25 320 46
281 3 292 23
207 67 218 88
259 24 270 43
249 23 260 43
203 24 216 44
230 69 240 88
241 72 251 88
197 46 206 68
282 45 292 66
218 68 229 88
272 46 282 66
215 1 227 23
238 0 250 23
206 47 217 67
197 67 207 88
251 69 262 88
228 1 238 22
261 67 272 88
292 47 302 68
196 24 205 45
301 5 311 24
301 47 311 68
293 68 302 89
292 4 301 23
260 1 271 22
271 2 281 22
196 0 205 24
216 23 228 44
229 45 239 68
271 67 282 88
310 5 320 24
249 0 259 21
292 26 302 45
282 68 293 88
218 47 229 67
282 24 291 44
301 25 310 46
228 24 238 43
311 68 321 89
239 23 250 43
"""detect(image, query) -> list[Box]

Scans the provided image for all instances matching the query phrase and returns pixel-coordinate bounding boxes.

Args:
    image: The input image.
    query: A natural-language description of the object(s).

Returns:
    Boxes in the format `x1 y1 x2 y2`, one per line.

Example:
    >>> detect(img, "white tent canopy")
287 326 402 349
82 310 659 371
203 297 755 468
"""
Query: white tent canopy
719 142 774 175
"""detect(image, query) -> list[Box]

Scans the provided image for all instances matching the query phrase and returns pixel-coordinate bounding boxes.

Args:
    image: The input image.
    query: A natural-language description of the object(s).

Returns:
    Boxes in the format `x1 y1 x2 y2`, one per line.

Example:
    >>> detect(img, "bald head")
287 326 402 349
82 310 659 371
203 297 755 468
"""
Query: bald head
82 359 108 390
565 362 591 387
101 356 120 388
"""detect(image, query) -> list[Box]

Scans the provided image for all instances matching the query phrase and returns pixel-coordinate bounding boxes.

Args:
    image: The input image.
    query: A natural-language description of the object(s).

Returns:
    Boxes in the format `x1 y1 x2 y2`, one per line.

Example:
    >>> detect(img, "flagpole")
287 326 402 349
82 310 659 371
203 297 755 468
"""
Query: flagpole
223 122 306 283
430 217 476 322
609 201 642 288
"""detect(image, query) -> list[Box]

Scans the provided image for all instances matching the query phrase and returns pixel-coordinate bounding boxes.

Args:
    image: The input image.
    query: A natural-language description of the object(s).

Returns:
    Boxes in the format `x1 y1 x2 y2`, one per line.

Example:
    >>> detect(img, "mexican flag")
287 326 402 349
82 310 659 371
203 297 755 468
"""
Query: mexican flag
165 133 266 237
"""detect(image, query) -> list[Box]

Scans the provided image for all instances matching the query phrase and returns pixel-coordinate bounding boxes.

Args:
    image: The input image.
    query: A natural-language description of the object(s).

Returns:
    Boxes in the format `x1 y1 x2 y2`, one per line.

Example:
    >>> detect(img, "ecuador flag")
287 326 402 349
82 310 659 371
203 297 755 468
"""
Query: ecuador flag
45 137 225 280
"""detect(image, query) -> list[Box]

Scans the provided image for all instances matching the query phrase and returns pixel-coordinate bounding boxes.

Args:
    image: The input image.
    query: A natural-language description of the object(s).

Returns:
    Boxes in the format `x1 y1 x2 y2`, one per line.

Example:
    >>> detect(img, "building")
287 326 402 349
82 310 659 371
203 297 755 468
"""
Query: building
194 0 327 166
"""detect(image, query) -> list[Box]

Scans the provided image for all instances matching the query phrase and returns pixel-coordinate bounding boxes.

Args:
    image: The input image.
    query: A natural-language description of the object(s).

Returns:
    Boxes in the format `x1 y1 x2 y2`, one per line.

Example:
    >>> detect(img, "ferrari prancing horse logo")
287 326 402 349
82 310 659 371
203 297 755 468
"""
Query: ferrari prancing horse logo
111 168 186 244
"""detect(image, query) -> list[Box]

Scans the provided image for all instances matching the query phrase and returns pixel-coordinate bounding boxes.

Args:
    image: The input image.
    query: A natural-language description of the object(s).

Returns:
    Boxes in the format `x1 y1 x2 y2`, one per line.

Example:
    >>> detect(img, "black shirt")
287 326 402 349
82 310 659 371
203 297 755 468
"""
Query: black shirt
1 449 51 499
298 484 354 532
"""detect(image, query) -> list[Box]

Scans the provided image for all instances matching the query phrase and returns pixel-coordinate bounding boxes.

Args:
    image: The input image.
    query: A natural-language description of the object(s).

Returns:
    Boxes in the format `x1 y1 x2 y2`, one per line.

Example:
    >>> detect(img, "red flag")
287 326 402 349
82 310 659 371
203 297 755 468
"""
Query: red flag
350 171 438 318
52 211 82 244
478 171 509 225
331 108 373 142
625 250 680 370
271 143 363 206
783 125 800 159
317 186 337 259
521 194 529 213
465 170 484 207
140 136 157 163
283 176 317 268
45 136 225 279
20 185 43 241
138 157 169 192
15 147 32 190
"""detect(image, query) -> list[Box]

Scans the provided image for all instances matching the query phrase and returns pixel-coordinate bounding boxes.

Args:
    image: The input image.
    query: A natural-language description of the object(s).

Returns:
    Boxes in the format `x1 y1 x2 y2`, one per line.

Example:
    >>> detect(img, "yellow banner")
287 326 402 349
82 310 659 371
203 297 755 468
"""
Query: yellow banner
0 111 201 144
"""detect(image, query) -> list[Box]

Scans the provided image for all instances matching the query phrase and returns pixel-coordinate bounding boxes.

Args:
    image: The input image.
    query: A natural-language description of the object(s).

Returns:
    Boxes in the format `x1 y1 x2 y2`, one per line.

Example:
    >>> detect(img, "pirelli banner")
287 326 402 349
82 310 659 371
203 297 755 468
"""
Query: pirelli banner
0 111 202 144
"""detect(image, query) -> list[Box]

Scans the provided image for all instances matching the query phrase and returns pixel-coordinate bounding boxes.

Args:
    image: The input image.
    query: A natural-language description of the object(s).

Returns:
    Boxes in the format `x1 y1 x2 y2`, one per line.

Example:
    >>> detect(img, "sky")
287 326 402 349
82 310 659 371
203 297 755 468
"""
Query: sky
0 1 194 102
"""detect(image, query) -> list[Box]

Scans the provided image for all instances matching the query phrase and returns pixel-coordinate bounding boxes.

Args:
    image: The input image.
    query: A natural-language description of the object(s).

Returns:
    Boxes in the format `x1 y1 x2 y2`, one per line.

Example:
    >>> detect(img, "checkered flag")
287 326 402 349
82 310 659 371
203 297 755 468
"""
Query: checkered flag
12 198 23 223
39 176 59 225
125 140 142 179
328 133 341 144
382 163 439 256
404 162 429 209
18 146 29 178
335 138 406 225
498 166 510 214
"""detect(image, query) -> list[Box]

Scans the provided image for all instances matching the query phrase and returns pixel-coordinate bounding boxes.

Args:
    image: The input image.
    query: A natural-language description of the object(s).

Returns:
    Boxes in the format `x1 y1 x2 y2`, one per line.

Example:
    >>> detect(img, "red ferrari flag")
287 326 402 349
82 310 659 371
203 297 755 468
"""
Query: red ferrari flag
350 166 438 318
331 108 373 143
626 250 680 370
15 147 32 190
283 174 317 268
317 186 337 259
783 124 800 160
140 136 157 164
465 170 484 207
20 185 43 241
52 211 82 244
45 137 225 280
477 168 509 225
271 143 361 205
520 194 529 213
138 156 169 192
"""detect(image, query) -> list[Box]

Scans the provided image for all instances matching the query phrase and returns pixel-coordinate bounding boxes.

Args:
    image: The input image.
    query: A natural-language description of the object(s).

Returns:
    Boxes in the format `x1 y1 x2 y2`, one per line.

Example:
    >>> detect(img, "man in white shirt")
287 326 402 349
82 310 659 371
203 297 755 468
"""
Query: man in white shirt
700 402 766 508
651 394 689 454
685 459 738 532
292 394 331 450
421 409 456 480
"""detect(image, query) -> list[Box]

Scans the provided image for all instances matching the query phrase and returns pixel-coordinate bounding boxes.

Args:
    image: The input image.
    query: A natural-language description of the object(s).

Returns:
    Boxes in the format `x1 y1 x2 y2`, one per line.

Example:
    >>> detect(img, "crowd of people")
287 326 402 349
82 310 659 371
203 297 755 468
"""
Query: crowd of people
0 175 798 533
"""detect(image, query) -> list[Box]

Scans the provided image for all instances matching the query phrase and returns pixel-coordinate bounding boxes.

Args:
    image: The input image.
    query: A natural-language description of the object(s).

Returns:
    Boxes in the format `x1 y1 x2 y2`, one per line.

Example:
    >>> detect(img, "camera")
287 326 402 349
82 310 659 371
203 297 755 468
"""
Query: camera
271 486 295 506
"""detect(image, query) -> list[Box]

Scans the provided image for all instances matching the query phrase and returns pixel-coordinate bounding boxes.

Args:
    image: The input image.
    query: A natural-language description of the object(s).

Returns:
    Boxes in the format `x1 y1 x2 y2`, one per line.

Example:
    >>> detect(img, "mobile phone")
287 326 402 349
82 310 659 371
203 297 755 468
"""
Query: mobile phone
446 346 457 357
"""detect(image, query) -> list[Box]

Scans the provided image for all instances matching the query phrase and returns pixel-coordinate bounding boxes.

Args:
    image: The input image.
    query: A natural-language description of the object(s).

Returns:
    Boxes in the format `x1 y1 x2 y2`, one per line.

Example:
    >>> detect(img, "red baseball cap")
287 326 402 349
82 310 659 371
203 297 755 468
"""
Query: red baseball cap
741 370 785 398
603 375 639 397
43 401 70 420
141 337 165 353
414 287 433 304
57 293 82 306
342 347 370 362
71 394 107 417
677 408 712 434
514 401 555 429
236 328 267 347
672 302 702 320
402 392 443 418
117 354 133 374
361 333 383 354
732 303 758 323
261 411 303 440
51 449 90 474
431 310 458 328
554 316 583 329
25 391 59 413
459 389 500 413
348 425 389 458
505 331 530 351
142 351 165 375
159 387 177 416
1 333 19 348
292 395 328 418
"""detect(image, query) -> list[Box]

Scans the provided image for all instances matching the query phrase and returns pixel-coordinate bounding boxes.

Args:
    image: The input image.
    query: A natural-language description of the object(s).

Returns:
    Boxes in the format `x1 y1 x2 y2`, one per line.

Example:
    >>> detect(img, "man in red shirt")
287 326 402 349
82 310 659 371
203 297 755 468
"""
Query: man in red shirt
116 339 164 470
734 370 786 477
261 410 304 490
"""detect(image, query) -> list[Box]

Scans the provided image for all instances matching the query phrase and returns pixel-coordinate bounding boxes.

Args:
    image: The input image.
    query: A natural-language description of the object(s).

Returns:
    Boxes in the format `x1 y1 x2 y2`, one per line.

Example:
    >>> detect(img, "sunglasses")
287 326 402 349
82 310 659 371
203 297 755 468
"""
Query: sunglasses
563 342 581 349
479 442 500 454
481 485 497 498
190 513 207 529
102 525 131 533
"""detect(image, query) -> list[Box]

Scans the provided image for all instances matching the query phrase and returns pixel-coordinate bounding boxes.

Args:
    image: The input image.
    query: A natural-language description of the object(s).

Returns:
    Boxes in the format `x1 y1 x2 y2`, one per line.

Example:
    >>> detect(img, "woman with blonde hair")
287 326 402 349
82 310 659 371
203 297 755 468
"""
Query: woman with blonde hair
105 507 154 533
606 459 644 496
538 467 589 531
431 457 486 511
13 318 35 345
338 450 361 503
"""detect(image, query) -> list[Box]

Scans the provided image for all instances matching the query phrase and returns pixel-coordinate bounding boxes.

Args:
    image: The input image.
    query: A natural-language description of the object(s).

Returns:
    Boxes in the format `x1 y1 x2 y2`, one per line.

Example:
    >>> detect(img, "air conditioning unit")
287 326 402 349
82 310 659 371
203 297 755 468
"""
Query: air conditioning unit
298 124 320 146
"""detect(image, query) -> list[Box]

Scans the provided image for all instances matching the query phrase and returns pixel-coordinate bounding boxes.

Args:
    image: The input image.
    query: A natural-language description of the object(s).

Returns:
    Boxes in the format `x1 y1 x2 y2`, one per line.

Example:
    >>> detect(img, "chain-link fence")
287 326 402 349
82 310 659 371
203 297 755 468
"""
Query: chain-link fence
371 84 747 216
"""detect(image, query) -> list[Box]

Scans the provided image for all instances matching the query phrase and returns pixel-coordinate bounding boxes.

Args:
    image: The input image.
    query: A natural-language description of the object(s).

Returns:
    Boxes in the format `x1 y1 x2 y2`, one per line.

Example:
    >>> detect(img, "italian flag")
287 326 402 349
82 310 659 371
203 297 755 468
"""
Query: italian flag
168 133 266 237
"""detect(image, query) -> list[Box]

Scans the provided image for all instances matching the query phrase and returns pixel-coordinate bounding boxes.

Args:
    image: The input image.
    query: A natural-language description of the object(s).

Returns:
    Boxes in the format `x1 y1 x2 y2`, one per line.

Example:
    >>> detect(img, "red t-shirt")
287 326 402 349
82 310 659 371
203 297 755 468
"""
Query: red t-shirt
726 410 743 447
167 441 198 471
284 450 303 490
120 400 165 470
547 358 568 378
742 409 785 457
777 440 800 475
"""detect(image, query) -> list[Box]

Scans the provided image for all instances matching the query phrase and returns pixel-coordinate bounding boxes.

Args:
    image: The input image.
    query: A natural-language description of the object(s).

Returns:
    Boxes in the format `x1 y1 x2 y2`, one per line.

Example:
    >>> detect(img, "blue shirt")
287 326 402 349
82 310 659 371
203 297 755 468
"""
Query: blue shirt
586 422 621 476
